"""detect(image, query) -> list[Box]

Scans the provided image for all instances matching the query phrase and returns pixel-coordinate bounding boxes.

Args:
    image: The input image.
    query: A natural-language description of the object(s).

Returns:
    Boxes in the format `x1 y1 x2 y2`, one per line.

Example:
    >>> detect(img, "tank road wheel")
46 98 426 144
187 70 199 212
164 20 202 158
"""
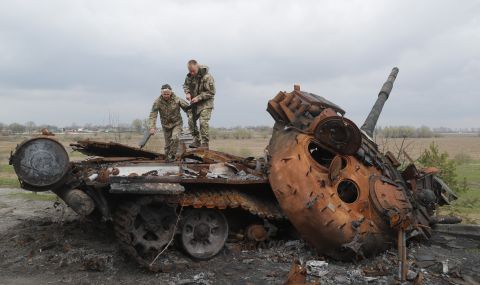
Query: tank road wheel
114 197 178 268
181 208 229 260
131 205 176 254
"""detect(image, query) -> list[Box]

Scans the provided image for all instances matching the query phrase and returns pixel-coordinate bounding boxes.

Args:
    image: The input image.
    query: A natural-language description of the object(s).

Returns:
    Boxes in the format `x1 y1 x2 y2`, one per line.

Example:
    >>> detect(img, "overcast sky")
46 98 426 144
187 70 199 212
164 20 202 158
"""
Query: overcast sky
1 0 479 128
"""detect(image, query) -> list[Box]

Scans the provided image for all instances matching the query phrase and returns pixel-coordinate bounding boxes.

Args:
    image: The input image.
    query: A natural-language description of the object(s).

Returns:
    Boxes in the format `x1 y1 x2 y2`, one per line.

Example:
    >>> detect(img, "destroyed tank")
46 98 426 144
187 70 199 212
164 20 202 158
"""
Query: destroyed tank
9 68 457 271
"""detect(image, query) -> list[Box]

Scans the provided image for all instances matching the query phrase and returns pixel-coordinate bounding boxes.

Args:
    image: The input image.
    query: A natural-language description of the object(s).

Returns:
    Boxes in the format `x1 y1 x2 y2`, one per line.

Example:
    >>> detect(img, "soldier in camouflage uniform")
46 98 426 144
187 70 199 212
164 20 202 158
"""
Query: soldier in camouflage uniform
183 59 215 149
149 84 189 162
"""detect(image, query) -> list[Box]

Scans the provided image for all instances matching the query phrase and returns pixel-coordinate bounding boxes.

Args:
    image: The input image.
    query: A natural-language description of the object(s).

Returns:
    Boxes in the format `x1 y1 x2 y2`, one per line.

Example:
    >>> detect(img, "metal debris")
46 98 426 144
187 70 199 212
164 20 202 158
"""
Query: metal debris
71 140 163 159
305 260 329 277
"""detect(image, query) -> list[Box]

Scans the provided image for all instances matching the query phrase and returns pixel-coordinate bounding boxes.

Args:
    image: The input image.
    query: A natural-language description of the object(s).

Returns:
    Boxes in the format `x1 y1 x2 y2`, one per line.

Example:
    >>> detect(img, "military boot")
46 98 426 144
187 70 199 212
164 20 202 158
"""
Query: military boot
200 142 209 149
189 140 201 148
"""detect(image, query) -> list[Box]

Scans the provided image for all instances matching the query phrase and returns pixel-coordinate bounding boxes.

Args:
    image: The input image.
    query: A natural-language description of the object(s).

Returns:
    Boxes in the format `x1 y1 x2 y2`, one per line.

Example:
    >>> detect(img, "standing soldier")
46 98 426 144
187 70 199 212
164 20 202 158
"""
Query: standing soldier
183 59 215 149
149 84 189 162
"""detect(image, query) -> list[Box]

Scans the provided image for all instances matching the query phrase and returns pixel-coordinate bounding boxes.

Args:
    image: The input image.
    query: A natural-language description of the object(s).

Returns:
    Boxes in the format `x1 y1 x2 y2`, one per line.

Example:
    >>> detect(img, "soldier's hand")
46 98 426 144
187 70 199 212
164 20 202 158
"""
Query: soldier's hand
186 93 191 101
149 128 156 135
191 97 199 104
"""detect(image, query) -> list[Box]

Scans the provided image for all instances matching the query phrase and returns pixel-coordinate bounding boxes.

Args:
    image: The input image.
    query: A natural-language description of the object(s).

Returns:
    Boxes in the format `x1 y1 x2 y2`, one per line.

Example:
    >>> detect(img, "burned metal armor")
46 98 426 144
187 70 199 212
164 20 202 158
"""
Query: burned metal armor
266 68 456 260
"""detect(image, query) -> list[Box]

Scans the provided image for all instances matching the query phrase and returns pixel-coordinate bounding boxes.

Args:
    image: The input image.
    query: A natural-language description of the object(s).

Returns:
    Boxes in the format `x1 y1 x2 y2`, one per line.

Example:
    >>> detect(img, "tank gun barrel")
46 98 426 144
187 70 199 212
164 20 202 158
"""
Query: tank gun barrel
360 67 399 137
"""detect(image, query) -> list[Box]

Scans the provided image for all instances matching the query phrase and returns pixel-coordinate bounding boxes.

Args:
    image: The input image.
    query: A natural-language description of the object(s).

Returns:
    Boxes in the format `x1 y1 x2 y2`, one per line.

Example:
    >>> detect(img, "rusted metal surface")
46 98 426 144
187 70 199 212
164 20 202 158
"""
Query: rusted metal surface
54 188 95 216
103 160 268 187
181 148 252 164
71 140 164 159
176 189 284 220
246 224 269 242
397 229 407 282
266 68 456 262
283 259 320 285
268 131 398 259
113 189 284 271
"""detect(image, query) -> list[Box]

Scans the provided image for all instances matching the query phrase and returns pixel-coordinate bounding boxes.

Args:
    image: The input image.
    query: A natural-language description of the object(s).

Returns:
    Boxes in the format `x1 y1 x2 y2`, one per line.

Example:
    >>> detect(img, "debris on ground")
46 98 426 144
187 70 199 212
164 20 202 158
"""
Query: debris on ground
305 260 328 277
1 190 479 284
81 254 113 272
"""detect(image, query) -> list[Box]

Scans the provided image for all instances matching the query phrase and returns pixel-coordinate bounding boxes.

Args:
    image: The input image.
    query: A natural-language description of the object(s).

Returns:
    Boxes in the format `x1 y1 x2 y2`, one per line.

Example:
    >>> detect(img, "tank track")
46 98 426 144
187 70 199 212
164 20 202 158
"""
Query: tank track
113 189 284 271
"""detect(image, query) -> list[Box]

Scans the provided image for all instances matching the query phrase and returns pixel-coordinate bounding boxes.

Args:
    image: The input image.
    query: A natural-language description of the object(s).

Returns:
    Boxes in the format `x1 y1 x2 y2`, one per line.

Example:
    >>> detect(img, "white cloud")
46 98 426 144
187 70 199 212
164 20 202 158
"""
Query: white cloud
0 0 479 128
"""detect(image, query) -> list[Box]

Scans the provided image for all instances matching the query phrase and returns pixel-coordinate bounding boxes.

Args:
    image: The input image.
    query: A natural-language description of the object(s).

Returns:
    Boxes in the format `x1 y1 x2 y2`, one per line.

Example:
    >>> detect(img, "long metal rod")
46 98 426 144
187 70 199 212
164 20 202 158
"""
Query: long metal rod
361 67 399 137
397 229 407 282
109 176 268 185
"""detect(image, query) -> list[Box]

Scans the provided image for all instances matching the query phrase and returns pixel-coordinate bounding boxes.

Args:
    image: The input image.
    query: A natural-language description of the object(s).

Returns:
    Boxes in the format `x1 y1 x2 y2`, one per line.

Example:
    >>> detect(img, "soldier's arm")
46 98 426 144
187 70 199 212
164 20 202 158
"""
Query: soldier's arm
183 76 190 94
196 74 215 101
178 98 190 112
148 100 159 129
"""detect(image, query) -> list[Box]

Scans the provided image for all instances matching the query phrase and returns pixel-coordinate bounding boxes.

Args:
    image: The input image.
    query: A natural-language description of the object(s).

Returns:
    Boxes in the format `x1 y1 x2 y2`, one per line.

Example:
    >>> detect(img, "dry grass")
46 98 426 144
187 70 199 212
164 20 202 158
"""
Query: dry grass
376 134 480 161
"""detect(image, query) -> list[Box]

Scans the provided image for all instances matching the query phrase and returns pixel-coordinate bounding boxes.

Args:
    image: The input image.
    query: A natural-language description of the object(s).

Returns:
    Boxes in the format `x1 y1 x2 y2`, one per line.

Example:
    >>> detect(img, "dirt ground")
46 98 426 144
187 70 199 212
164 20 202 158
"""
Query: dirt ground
1 188 479 285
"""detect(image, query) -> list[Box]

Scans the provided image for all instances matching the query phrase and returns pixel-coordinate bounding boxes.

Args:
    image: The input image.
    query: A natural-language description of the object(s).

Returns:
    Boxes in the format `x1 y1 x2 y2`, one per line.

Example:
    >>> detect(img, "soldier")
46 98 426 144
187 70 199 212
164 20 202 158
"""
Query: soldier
183 59 215 149
149 84 189 162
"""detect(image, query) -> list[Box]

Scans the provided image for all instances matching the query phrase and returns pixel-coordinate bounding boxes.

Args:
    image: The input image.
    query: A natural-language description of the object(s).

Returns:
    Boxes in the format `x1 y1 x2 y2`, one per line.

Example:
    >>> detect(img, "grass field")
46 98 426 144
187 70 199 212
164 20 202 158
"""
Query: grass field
1 132 479 222
438 161 480 223
375 134 480 160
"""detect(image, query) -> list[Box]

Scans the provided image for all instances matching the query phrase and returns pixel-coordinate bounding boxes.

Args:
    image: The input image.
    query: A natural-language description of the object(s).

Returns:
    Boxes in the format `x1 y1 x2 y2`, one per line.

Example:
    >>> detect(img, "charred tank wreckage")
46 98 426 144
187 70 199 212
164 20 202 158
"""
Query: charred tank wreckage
10 68 457 279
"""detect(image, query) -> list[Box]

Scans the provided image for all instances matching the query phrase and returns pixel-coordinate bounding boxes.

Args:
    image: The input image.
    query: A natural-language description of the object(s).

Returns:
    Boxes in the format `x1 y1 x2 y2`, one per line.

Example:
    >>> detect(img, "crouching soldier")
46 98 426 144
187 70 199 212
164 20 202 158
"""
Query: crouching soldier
183 59 215 149
149 84 189 162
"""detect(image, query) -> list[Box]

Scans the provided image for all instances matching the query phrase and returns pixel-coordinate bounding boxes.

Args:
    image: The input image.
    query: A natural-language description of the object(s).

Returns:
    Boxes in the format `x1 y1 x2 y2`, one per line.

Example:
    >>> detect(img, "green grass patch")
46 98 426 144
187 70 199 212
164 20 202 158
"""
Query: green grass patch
68 151 87 159
0 164 14 174
0 177 20 188
456 161 480 185
216 147 253 157
440 160 480 224
8 192 58 201
454 160 480 209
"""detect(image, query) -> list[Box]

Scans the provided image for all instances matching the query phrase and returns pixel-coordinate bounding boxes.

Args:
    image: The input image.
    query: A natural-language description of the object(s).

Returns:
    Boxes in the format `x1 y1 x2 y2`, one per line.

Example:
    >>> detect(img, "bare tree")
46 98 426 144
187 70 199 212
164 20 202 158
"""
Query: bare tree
9 123 26 134
131 119 143 133
25 121 36 134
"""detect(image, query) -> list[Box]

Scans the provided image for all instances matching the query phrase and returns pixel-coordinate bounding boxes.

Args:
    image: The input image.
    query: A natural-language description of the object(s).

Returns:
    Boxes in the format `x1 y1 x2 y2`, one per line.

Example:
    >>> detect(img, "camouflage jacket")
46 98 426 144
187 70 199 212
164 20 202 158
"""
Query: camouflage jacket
149 93 189 129
183 65 215 114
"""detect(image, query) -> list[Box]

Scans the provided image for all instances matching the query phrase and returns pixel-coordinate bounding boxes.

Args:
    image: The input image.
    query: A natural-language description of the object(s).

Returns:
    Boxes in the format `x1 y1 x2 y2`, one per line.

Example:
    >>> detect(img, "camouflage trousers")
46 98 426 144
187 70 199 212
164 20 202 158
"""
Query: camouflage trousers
163 124 182 161
188 108 212 144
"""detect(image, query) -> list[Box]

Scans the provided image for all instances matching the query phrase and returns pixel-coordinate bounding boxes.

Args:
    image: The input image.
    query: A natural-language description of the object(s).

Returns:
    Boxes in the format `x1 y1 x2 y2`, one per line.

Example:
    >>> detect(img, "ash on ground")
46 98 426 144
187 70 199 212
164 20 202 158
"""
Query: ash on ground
0 189 479 285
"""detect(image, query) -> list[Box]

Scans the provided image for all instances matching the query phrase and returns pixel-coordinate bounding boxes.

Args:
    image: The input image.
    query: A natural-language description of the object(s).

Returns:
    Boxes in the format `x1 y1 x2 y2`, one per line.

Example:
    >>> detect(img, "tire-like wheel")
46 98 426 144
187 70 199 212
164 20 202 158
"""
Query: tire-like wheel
114 197 177 266
181 208 228 260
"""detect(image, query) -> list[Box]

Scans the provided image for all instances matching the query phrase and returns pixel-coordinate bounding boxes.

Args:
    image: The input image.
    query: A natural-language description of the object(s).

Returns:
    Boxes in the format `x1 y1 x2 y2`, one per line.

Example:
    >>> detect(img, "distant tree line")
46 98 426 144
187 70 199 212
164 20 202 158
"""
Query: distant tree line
1 121 479 139
0 121 59 135
375 126 440 138
0 120 273 139
433 127 480 133
374 126 480 138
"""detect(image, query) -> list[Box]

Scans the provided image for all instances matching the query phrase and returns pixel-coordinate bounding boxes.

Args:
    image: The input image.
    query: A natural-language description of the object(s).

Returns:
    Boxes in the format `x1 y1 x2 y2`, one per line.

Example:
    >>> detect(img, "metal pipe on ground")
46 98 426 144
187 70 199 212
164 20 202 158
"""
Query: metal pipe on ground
432 224 480 238
430 215 462 225
54 188 95 216
397 229 408 282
